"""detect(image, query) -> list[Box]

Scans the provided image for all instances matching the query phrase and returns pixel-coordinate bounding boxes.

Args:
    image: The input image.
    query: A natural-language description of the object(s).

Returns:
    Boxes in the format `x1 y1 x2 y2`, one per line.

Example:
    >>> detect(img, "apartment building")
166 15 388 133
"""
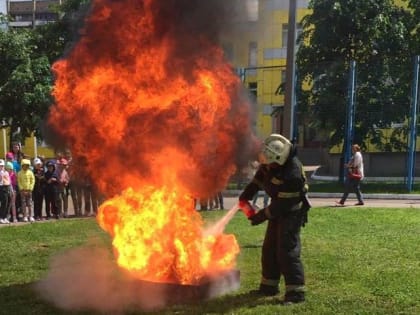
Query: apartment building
1 0 62 28
225 0 310 139
0 0 7 29
227 0 409 143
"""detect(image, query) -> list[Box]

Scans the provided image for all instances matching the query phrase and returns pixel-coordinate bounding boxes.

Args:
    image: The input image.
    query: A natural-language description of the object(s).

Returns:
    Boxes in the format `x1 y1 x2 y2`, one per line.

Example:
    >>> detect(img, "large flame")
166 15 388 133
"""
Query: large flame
48 0 253 285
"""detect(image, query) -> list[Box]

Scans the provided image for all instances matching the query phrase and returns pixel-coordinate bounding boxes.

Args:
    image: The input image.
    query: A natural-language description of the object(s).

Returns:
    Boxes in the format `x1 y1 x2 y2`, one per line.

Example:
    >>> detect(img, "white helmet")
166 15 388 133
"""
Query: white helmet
0 159 4 166
263 134 292 166
33 158 42 166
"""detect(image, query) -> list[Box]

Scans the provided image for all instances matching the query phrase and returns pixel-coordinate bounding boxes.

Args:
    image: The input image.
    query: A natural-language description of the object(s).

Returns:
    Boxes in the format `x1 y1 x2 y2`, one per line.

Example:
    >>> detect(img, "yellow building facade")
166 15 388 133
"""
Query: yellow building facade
225 0 407 145
223 0 311 140
1 128 55 160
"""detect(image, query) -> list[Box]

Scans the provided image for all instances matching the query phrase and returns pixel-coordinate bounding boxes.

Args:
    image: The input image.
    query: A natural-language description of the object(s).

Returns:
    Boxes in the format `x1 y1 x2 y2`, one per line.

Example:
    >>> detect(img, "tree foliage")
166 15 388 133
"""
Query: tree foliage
0 29 52 141
0 0 90 144
296 0 417 151
407 0 420 52
32 0 91 63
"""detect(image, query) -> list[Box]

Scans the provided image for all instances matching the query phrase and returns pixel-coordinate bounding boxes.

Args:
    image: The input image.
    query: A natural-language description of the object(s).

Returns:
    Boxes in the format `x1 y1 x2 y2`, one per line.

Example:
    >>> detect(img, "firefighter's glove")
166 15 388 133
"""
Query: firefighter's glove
301 211 308 227
238 200 257 218
249 209 268 226
300 194 312 227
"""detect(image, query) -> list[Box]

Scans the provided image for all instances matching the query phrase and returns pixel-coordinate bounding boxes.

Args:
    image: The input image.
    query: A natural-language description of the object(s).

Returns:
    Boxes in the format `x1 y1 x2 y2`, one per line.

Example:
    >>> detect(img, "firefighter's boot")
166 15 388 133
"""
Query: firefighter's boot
282 290 305 305
249 283 279 296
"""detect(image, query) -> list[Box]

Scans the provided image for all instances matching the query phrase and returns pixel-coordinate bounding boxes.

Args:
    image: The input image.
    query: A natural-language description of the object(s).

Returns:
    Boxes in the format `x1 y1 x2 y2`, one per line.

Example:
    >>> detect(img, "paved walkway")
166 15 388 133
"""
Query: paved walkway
2 192 419 228
223 193 420 209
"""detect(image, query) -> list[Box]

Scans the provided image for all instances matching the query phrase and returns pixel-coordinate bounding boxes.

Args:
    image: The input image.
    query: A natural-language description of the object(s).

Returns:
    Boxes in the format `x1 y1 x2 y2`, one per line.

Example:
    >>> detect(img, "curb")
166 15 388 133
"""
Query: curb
222 190 420 200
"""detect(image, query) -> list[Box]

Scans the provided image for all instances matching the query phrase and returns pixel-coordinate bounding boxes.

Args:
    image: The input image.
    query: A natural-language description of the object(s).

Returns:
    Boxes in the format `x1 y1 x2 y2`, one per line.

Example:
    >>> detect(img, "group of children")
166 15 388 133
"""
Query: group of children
0 143 101 224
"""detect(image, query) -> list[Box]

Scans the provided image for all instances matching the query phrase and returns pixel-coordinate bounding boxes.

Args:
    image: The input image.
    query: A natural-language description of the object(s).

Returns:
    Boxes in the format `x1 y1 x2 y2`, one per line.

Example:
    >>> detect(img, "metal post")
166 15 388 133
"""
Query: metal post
407 55 420 191
283 0 297 141
2 124 7 157
292 69 299 142
32 0 36 29
33 135 38 158
342 61 357 183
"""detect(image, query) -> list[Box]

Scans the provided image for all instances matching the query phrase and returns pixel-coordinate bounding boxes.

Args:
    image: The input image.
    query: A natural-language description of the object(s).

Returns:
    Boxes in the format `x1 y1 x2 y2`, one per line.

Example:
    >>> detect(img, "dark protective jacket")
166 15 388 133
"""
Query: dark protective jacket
239 148 308 294
239 151 307 217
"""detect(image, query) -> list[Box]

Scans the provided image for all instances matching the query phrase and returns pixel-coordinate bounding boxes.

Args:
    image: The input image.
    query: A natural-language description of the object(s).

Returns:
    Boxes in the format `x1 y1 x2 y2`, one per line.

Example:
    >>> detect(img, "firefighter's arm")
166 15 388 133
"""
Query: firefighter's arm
238 166 269 223
239 166 266 201
248 197 290 226
249 207 271 225
239 181 259 202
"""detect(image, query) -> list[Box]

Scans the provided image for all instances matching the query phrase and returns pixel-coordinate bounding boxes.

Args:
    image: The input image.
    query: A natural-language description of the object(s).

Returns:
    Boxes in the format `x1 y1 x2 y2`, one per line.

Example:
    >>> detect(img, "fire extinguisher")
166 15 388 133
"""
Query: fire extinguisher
238 200 256 218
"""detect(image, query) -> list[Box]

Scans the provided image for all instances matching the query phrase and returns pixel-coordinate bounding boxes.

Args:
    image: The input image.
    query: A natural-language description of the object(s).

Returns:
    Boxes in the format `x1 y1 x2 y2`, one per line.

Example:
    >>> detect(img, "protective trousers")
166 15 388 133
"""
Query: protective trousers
260 211 305 292
0 186 9 219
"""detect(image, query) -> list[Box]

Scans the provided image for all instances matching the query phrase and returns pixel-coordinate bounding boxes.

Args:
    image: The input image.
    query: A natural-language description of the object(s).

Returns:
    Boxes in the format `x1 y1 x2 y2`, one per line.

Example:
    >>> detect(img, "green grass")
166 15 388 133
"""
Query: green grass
0 209 419 315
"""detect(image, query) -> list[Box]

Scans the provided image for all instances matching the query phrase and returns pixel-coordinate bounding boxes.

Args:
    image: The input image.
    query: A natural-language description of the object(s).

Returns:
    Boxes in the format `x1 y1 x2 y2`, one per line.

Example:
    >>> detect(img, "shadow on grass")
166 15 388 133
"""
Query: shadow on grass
0 283 94 315
0 283 280 315
241 244 262 249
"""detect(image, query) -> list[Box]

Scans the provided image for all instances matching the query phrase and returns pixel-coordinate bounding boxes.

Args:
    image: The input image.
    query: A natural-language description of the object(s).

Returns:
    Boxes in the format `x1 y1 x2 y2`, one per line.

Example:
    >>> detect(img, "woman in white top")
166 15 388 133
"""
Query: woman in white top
337 144 364 206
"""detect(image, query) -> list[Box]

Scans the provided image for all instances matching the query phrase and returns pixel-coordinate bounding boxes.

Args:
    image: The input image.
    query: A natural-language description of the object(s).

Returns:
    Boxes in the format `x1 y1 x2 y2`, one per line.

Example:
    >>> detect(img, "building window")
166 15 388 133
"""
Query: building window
36 13 58 21
248 82 257 99
275 70 287 95
263 105 273 115
282 24 288 48
248 41 257 67
246 0 258 22
282 23 302 48
13 14 32 22
281 69 286 84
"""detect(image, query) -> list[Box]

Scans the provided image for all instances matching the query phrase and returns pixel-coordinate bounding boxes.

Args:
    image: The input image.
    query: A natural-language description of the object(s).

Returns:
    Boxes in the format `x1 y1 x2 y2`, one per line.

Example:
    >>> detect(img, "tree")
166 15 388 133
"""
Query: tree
0 0 91 145
0 28 52 143
32 0 91 63
296 0 415 150
407 0 420 53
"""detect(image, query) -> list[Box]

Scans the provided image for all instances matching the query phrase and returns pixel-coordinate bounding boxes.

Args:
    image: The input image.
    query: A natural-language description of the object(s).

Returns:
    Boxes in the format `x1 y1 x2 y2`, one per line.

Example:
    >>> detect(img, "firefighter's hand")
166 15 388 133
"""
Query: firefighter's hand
248 210 267 226
238 200 256 218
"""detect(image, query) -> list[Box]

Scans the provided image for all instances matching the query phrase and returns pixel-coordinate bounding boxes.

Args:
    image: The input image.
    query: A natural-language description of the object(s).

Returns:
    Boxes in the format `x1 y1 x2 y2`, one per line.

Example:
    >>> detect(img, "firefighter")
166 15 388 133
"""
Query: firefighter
238 133 309 304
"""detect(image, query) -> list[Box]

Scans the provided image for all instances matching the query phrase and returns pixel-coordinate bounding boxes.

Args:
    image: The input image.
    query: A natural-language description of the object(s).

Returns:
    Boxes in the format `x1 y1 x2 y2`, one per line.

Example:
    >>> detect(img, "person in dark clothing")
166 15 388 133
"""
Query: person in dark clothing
44 160 61 219
239 134 309 305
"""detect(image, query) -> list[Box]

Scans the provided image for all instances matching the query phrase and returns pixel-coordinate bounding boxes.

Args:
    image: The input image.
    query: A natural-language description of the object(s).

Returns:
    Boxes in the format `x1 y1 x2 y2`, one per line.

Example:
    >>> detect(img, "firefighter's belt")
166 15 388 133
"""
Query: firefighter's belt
277 191 301 198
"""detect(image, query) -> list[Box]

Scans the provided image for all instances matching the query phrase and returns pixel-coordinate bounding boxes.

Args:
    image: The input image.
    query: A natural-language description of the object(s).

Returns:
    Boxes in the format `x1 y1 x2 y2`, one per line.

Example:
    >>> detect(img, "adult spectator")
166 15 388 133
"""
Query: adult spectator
337 144 365 206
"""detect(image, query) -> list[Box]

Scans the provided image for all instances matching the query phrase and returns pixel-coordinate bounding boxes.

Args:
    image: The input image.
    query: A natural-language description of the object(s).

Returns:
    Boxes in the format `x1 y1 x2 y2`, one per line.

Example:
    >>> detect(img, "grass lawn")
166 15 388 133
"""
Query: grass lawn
0 208 419 315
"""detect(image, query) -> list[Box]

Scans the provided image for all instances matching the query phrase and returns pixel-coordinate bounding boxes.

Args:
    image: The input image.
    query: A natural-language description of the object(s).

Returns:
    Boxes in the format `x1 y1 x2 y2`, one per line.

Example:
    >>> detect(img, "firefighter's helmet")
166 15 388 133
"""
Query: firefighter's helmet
263 134 292 166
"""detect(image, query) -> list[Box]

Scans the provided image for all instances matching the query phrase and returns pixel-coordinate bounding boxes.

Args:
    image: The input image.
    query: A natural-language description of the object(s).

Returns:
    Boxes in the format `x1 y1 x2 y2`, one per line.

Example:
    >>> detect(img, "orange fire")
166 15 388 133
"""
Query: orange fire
48 0 253 285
